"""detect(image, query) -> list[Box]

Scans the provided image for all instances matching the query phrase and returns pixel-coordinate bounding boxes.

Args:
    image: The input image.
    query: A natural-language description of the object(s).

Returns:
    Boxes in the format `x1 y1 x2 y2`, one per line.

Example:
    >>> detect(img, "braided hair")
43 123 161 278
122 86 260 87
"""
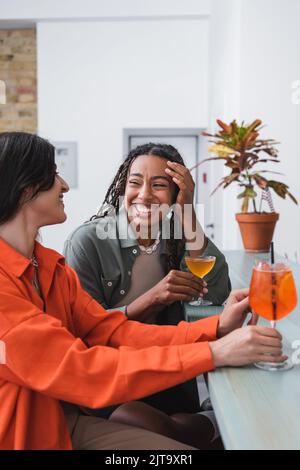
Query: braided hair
91 143 186 270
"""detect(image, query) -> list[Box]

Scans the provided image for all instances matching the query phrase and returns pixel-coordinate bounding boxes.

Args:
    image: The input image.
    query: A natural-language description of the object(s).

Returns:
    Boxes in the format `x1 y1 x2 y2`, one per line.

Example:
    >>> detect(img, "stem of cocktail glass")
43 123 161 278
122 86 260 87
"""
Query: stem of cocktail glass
271 320 277 329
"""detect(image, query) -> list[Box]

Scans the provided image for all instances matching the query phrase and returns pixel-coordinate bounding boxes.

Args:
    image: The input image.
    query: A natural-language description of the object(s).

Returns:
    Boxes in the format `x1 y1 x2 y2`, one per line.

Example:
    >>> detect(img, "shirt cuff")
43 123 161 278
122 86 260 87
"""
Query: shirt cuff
107 305 127 315
178 341 215 382
185 315 220 343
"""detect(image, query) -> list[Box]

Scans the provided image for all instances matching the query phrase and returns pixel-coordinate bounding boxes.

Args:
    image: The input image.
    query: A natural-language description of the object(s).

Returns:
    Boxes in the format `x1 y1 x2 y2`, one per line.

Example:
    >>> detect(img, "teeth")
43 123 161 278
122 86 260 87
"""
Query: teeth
135 204 159 213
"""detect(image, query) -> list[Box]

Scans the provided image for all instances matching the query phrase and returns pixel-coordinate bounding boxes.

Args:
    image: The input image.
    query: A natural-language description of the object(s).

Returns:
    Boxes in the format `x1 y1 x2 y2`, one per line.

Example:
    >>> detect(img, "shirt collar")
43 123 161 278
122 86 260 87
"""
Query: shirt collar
0 237 64 279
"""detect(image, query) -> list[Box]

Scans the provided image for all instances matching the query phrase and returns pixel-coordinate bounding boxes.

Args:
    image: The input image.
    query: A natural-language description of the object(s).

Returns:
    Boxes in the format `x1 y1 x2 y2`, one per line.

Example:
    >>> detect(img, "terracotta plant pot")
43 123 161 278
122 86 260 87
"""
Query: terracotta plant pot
235 212 279 252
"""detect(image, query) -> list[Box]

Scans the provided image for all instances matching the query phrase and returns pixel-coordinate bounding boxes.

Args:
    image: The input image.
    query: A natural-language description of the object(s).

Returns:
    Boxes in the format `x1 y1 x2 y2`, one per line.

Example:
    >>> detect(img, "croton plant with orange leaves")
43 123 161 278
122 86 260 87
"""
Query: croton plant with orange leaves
202 119 298 213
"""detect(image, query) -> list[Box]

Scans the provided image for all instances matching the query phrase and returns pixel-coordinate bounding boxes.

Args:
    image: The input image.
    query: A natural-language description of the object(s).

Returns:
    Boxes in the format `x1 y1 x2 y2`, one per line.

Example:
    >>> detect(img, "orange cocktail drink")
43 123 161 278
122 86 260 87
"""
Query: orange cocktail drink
249 263 297 322
185 257 216 279
249 260 298 371
185 256 216 307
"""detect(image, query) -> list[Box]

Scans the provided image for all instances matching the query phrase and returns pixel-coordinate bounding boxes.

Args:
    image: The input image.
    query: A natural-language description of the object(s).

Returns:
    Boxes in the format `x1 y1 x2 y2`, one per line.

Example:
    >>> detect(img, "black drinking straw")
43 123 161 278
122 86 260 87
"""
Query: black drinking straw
270 242 275 265
270 241 277 325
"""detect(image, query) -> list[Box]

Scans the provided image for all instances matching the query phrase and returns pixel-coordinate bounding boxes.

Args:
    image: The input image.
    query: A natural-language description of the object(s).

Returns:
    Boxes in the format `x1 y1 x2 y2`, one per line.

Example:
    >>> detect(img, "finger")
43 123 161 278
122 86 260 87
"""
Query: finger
168 283 207 299
165 167 184 179
166 162 195 190
169 279 203 292
169 284 204 298
167 161 189 177
173 270 208 287
255 327 283 339
165 167 194 192
171 176 188 191
254 350 283 361
258 336 282 348
259 346 283 355
168 293 197 303
170 173 194 193
230 297 250 317
255 354 288 363
171 276 207 292
227 288 250 304
165 168 184 186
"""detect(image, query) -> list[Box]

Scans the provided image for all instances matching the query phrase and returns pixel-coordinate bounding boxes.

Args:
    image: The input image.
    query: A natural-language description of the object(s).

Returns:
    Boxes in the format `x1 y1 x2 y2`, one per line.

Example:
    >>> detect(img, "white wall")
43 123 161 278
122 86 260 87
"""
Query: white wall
206 0 241 250
208 0 300 256
239 0 300 259
37 18 210 252
0 0 211 21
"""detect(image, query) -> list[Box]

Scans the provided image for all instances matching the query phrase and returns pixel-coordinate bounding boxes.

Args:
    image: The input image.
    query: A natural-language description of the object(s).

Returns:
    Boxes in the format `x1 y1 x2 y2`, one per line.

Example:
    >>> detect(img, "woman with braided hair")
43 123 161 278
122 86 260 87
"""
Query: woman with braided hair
65 143 230 327
64 143 231 447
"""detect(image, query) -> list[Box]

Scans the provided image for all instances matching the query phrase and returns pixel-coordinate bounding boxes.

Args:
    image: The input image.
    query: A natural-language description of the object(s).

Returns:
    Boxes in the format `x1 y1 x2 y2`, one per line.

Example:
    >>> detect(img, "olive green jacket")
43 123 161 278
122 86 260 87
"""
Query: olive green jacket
64 207 231 317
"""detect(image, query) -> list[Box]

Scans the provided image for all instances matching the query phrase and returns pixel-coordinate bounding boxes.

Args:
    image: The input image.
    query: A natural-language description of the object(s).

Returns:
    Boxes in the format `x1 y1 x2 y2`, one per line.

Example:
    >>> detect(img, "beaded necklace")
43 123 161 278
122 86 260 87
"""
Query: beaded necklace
138 232 161 255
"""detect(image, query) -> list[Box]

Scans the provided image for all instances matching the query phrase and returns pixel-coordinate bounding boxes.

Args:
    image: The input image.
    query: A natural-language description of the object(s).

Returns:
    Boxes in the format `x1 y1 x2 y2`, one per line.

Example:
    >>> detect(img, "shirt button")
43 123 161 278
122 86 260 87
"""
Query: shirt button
107 282 113 287
120 290 125 295
132 249 137 255
128 270 131 276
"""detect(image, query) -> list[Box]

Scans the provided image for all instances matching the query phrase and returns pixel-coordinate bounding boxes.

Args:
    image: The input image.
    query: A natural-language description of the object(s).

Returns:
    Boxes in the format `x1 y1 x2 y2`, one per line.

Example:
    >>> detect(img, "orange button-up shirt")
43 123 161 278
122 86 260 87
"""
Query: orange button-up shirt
0 238 219 450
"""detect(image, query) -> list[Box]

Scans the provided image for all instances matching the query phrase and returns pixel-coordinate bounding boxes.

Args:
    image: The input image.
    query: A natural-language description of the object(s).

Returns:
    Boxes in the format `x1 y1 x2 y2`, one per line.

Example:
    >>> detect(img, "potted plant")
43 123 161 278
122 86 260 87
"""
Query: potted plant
201 119 298 252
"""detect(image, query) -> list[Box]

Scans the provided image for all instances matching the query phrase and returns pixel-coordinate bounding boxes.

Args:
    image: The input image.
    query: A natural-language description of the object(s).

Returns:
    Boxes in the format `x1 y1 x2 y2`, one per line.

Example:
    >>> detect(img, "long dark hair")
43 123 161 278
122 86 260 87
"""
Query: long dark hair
92 143 186 270
0 132 56 224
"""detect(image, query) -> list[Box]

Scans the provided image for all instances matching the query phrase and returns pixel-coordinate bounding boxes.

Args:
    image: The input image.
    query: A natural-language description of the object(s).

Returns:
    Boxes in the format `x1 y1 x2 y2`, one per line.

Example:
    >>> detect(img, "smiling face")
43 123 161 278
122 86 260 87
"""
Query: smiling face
124 155 177 236
23 173 70 228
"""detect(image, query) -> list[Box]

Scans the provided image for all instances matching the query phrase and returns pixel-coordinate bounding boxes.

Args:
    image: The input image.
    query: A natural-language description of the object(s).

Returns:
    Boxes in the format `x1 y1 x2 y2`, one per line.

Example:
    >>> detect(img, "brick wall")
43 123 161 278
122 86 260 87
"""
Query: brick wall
0 29 37 133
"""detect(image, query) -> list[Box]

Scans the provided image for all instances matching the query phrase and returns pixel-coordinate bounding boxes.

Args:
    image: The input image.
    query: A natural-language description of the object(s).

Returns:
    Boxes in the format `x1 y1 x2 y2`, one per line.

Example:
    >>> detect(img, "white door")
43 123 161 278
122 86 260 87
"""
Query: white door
129 134 215 241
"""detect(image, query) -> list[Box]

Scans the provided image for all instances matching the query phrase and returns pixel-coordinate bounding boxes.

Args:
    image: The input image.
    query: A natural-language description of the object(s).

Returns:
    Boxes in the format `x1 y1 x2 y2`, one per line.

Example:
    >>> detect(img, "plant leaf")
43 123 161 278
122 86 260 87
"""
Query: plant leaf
210 179 226 196
267 181 288 198
223 173 240 188
252 170 284 175
208 144 239 157
287 191 298 205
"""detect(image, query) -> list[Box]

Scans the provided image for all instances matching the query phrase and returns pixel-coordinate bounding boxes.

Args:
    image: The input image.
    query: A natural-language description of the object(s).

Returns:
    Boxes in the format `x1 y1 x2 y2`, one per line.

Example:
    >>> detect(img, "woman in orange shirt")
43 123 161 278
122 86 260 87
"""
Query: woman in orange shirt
0 132 285 450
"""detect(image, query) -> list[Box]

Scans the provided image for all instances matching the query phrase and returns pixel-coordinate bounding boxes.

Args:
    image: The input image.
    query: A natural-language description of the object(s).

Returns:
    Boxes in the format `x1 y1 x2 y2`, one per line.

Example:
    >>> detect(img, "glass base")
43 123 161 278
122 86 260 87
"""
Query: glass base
188 299 213 307
254 358 294 372
253 320 294 371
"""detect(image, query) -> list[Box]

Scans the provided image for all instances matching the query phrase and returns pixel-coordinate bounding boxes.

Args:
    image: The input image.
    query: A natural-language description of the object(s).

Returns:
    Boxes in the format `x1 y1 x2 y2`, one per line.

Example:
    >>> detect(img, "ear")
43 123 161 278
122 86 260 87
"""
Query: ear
20 187 35 205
